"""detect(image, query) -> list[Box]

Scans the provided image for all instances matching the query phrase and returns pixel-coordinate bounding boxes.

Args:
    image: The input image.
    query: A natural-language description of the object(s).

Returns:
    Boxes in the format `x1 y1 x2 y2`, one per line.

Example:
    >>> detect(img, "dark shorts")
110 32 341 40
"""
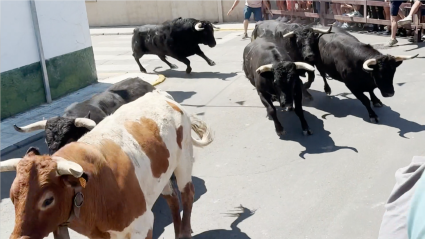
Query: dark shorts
244 5 263 21
390 1 402 16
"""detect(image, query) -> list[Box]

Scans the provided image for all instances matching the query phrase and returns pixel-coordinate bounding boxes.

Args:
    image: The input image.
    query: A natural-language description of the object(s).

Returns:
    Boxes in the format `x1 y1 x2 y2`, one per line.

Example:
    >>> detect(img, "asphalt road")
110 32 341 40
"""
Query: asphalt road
2 29 425 239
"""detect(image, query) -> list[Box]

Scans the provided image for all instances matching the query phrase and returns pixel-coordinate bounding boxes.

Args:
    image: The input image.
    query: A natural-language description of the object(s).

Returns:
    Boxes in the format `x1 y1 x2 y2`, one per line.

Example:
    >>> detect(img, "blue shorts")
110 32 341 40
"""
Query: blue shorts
390 0 402 16
244 5 263 21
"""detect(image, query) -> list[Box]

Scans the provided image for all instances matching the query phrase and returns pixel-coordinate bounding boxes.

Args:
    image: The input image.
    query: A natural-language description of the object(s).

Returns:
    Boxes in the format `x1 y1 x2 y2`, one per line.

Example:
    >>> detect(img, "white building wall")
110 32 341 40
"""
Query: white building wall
0 0 40 73
35 0 93 59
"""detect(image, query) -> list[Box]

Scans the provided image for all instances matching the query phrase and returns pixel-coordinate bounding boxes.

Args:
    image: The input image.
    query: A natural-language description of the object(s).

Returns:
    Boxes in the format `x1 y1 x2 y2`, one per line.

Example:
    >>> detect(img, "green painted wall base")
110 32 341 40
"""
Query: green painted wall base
1 46 97 120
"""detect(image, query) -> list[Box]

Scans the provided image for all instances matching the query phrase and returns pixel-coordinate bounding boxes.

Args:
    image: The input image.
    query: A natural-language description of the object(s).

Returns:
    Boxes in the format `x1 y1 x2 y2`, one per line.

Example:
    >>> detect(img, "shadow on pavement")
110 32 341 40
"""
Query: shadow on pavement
305 89 425 138
153 176 207 239
154 68 238 81
191 205 255 239
167 91 197 103
276 107 358 159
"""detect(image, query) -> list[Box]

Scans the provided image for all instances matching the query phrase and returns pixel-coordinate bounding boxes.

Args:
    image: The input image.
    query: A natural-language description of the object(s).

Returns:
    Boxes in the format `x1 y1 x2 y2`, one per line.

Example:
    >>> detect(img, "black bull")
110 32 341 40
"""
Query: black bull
313 28 418 123
243 37 316 136
13 77 156 154
251 20 332 100
132 17 219 74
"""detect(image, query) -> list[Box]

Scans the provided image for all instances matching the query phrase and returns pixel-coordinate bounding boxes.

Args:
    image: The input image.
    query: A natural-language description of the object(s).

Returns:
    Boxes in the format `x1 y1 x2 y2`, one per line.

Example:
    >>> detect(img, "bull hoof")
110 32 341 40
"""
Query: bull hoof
186 67 192 74
373 102 383 108
170 64 178 69
284 106 293 112
209 61 216 66
325 85 332 95
276 130 286 137
370 117 380 123
303 129 313 136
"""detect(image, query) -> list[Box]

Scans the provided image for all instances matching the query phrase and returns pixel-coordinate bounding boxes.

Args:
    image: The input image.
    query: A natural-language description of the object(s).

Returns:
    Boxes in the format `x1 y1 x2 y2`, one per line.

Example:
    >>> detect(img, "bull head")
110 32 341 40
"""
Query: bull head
282 25 332 38
0 156 84 178
14 117 97 133
256 62 315 74
363 54 419 71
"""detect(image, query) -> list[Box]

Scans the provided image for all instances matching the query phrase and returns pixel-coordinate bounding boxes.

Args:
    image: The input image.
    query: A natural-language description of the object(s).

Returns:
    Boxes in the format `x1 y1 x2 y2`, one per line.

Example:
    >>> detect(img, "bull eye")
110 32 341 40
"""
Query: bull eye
42 197 54 208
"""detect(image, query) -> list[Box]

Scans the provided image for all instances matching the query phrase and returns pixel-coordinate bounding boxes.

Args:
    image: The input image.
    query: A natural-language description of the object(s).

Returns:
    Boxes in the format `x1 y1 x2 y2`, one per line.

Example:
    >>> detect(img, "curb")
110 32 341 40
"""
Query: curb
1 132 45 157
152 74 166 86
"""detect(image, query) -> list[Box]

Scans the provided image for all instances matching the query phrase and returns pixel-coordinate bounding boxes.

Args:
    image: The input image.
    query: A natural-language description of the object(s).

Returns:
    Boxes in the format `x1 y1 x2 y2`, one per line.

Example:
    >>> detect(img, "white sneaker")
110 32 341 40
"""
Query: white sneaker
397 15 412 27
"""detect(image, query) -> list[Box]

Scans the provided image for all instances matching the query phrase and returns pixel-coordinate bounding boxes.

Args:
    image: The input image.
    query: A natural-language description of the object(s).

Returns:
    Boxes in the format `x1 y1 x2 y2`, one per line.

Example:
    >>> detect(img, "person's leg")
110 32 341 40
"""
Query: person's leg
243 5 252 38
398 0 423 26
387 0 401 46
383 4 391 34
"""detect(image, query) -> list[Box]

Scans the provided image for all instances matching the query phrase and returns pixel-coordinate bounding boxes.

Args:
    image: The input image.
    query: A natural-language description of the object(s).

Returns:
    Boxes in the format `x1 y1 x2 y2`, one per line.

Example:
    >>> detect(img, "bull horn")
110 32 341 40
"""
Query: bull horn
13 120 47 133
363 58 377 71
74 118 96 130
312 25 332 34
294 62 315 72
256 64 273 74
0 158 21 172
282 31 295 38
212 24 220 29
54 157 84 178
394 54 419 62
194 22 204 31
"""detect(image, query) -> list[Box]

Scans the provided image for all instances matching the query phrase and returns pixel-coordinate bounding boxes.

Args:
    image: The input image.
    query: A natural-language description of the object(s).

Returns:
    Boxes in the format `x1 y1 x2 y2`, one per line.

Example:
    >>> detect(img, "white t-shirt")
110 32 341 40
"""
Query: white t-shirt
246 0 263 8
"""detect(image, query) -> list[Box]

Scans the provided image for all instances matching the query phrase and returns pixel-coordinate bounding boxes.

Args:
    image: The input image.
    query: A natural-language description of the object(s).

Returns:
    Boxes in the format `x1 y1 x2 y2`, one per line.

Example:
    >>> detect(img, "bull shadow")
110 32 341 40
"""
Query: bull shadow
276 107 358 159
304 89 425 138
167 91 197 103
152 176 208 239
191 205 255 239
153 67 238 81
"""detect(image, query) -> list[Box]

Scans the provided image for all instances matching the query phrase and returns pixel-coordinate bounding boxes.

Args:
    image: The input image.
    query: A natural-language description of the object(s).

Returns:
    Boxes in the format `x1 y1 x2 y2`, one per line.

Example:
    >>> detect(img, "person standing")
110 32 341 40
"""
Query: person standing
385 0 403 47
397 0 423 27
228 0 272 39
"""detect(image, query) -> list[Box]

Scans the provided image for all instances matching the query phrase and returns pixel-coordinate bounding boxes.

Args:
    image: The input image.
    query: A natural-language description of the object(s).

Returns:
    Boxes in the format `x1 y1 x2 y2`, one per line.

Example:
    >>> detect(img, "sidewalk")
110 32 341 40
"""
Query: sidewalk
90 22 256 35
0 73 164 156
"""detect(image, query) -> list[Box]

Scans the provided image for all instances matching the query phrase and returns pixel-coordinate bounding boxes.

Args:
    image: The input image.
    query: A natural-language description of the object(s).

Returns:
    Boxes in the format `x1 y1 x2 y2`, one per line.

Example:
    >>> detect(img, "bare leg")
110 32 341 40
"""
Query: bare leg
159 55 178 69
258 91 285 136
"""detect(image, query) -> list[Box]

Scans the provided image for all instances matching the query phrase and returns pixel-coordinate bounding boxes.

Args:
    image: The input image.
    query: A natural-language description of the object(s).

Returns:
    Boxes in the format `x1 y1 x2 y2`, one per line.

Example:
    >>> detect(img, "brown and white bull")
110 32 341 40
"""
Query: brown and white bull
0 90 214 239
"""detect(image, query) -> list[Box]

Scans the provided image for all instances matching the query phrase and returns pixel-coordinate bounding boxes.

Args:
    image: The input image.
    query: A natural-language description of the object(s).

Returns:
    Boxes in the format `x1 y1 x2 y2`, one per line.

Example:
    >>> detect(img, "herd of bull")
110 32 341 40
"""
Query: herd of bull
0 16 421 239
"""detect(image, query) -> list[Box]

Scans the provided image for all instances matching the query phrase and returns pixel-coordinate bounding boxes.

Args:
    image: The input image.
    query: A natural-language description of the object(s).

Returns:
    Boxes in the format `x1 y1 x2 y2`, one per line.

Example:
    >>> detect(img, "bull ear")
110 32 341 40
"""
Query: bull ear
25 147 40 156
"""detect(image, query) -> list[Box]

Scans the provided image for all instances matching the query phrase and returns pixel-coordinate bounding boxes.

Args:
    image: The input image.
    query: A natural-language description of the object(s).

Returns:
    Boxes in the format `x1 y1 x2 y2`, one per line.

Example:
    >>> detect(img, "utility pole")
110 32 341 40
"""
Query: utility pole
29 0 52 103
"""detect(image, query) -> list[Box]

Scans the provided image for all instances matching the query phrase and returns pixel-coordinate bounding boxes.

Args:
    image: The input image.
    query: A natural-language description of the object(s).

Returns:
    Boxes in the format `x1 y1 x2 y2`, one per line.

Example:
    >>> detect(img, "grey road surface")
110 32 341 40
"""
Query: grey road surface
2 29 425 239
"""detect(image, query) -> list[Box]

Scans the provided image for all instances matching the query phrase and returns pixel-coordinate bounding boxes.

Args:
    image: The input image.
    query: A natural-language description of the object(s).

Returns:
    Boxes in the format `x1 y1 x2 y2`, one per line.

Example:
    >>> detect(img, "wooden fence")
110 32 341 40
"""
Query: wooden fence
269 0 424 42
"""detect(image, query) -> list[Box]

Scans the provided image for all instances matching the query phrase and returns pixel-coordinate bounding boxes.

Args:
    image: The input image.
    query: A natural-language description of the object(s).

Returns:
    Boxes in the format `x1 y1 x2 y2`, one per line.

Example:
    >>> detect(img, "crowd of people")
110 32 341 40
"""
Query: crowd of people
228 0 424 46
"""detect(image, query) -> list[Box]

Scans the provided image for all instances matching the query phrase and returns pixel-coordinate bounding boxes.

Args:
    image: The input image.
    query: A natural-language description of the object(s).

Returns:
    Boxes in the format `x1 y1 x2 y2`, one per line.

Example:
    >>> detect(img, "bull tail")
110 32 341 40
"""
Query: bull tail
190 115 214 148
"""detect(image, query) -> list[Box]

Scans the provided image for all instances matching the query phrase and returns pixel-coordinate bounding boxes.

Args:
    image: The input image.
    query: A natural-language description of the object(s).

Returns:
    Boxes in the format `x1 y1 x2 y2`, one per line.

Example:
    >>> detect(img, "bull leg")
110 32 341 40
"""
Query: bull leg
318 69 332 95
195 48 216 66
302 71 314 100
159 55 178 69
133 53 147 73
352 91 379 123
294 81 313 135
161 180 181 239
175 57 192 74
258 91 285 136
369 91 383 107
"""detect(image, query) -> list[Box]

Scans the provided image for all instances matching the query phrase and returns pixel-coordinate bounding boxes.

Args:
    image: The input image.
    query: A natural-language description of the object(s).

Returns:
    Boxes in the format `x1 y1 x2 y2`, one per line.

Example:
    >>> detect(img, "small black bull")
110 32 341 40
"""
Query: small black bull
251 20 332 100
314 28 418 122
243 37 316 136
13 77 156 154
132 17 219 74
